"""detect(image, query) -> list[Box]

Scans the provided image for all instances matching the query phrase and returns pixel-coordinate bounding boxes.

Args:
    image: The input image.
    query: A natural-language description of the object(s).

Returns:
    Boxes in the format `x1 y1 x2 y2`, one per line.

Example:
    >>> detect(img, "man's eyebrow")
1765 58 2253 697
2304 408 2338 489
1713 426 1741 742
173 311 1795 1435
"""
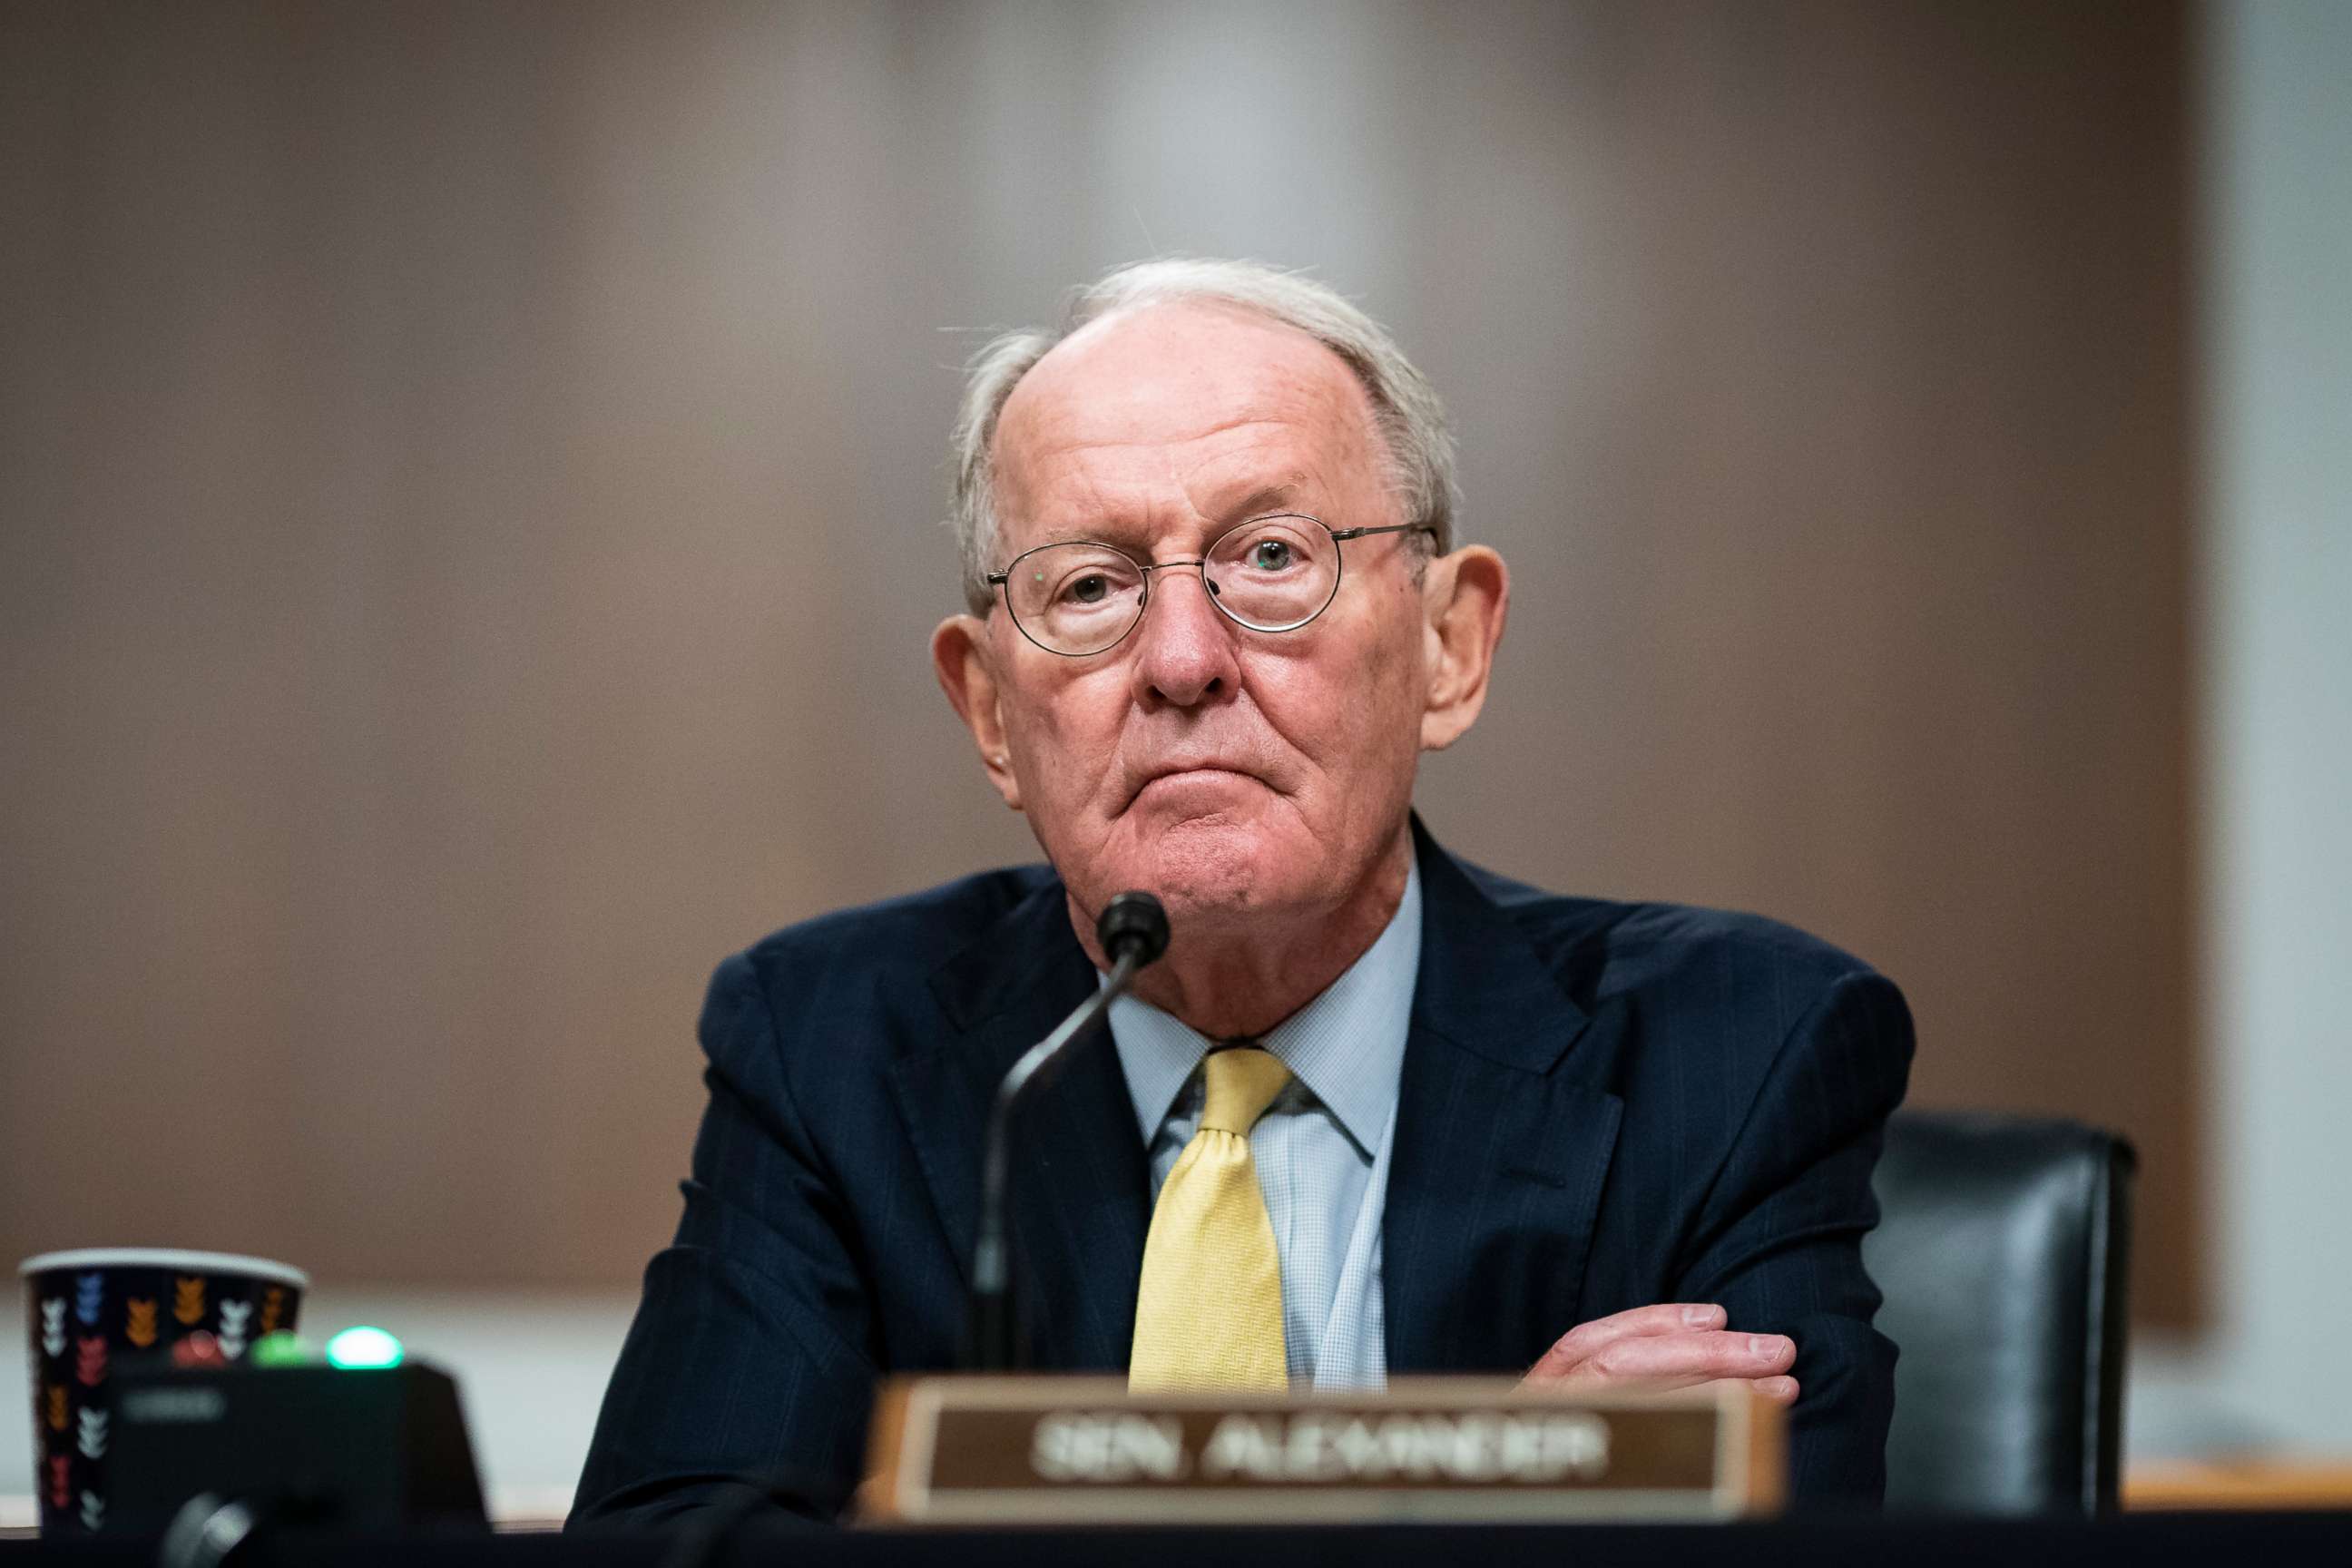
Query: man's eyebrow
1216 483 1300 521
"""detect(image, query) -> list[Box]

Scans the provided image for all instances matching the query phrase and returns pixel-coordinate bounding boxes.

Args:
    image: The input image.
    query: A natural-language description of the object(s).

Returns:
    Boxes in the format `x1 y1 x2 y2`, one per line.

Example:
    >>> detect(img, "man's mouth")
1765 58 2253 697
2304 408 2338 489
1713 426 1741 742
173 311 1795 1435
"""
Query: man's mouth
1126 764 1265 810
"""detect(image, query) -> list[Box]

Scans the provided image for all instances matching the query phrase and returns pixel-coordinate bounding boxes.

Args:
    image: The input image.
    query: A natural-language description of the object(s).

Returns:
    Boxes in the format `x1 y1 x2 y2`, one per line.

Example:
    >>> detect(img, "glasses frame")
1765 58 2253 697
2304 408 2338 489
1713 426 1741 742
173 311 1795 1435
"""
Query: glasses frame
984 514 1437 658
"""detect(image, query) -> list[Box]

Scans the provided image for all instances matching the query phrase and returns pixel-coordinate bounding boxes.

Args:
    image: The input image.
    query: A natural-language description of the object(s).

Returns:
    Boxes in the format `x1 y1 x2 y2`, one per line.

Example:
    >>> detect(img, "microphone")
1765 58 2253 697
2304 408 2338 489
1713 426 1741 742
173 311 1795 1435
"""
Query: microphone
1096 889 1171 966
963 891 1170 1372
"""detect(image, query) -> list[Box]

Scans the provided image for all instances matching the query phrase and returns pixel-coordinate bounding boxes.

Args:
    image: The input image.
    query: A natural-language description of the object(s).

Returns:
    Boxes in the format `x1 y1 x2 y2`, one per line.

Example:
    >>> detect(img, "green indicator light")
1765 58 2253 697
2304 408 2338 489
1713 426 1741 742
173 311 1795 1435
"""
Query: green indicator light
324 1325 405 1370
250 1330 314 1368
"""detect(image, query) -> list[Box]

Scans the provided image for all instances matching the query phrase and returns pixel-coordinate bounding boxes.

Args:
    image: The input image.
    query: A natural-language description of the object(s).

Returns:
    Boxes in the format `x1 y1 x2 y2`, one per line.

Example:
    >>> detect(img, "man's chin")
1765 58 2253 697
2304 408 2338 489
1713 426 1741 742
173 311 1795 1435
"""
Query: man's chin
1087 812 1285 927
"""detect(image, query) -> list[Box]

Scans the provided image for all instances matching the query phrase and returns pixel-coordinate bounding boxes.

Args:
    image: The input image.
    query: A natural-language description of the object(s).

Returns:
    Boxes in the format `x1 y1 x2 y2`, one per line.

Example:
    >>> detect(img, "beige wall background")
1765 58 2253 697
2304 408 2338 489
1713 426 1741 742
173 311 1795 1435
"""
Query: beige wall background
1 2 2197 1323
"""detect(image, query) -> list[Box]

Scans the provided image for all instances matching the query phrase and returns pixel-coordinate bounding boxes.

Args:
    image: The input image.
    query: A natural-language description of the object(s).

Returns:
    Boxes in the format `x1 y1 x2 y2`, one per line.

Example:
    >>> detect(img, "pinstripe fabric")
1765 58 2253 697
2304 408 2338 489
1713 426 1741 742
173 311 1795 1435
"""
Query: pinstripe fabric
1108 859 1419 1388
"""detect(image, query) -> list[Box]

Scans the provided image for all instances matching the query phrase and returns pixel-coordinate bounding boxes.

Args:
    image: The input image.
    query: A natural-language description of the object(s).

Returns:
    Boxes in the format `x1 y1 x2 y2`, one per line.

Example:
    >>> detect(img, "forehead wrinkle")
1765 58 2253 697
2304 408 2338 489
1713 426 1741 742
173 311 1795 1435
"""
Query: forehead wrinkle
1010 419 1318 540
1012 412 1298 479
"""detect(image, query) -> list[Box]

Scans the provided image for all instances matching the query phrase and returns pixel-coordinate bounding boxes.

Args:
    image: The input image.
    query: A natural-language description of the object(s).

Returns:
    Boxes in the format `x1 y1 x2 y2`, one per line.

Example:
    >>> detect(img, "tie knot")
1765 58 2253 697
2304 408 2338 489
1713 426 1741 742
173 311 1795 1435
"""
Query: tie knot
1198 1045 1291 1135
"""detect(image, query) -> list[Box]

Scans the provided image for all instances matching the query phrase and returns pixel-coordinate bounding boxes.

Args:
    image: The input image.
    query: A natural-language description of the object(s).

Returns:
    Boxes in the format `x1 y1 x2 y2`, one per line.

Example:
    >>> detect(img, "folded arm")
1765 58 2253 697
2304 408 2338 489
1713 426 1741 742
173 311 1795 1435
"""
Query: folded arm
1525 970 1915 1504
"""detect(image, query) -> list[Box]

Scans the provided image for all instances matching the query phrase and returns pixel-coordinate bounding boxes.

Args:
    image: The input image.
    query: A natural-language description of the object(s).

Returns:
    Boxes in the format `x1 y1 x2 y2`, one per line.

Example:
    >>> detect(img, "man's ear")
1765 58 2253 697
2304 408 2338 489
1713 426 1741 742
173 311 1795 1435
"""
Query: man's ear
931 613 1024 809
1418 545 1510 752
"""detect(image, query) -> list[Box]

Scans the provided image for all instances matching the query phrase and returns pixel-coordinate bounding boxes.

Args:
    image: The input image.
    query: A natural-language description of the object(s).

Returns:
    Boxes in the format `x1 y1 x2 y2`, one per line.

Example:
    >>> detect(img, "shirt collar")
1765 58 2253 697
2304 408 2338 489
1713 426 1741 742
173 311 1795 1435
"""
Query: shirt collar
1106 857 1422 1154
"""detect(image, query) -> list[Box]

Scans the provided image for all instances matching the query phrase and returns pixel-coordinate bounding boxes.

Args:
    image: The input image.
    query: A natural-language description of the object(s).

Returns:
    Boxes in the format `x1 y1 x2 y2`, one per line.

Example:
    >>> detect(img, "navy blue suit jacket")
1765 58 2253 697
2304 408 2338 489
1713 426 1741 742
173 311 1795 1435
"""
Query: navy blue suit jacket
573 823 1914 1524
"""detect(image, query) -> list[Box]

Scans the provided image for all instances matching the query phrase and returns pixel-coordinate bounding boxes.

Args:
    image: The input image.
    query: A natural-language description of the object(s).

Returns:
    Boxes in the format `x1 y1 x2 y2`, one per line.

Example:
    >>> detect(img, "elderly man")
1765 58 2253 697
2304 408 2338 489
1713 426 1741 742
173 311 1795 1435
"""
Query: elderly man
573 260 1913 1525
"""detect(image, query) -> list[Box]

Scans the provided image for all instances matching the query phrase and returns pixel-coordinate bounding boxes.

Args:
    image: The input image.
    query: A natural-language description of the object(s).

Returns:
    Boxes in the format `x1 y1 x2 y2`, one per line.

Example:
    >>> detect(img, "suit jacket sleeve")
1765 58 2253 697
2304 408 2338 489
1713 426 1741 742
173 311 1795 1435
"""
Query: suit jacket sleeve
570 951 877 1527
1673 967 1915 1504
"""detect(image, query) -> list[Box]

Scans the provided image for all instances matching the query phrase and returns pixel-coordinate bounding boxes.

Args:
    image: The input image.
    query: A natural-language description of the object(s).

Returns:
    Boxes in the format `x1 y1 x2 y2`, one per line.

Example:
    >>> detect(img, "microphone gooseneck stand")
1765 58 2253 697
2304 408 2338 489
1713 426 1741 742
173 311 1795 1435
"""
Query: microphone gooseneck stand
965 890 1169 1371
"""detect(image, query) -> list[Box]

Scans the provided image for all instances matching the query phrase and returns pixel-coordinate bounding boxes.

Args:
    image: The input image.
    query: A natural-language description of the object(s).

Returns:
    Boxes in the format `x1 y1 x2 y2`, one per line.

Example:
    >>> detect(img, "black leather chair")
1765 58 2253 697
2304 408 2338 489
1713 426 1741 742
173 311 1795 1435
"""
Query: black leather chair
1864 1112 2136 1514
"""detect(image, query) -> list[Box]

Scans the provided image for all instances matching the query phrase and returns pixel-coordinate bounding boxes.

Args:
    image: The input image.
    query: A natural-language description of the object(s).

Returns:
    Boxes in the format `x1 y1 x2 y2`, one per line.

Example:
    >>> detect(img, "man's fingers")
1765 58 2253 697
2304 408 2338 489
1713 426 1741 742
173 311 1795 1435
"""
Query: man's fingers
1530 1303 1728 1377
1587 1329 1794 1383
1535 1328 1794 1385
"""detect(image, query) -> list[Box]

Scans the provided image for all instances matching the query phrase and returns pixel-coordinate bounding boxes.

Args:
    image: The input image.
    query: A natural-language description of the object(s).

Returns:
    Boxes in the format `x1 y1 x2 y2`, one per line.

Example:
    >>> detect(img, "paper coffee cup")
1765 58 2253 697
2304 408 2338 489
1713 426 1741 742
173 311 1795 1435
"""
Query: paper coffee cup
20 1248 308 1536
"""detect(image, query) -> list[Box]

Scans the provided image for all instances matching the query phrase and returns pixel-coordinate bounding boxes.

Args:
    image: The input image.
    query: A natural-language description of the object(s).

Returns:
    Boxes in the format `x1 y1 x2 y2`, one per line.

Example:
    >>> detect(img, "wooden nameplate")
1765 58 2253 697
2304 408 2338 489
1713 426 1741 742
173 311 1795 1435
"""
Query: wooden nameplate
861 1376 1783 1524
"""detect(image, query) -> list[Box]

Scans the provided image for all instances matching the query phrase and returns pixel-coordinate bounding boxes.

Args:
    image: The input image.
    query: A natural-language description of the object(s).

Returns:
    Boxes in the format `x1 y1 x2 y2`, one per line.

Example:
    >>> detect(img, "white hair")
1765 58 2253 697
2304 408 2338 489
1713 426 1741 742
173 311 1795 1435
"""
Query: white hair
949 259 1459 613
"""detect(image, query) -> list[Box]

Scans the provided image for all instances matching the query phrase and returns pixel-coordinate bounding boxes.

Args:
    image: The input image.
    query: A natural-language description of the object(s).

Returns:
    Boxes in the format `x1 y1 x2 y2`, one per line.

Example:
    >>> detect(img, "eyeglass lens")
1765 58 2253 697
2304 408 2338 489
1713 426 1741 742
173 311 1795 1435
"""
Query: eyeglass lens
1004 515 1340 655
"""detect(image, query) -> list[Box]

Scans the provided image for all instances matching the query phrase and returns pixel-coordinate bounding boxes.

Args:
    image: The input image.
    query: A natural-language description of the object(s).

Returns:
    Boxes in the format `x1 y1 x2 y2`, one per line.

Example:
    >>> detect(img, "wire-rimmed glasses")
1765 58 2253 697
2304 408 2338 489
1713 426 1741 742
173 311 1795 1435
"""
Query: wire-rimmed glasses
985 514 1436 657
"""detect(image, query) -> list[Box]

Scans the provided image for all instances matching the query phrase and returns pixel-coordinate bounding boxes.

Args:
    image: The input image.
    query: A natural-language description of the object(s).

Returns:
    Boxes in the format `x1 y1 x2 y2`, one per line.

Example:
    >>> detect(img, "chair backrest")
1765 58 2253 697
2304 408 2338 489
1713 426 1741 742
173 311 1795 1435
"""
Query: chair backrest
1864 1111 2136 1513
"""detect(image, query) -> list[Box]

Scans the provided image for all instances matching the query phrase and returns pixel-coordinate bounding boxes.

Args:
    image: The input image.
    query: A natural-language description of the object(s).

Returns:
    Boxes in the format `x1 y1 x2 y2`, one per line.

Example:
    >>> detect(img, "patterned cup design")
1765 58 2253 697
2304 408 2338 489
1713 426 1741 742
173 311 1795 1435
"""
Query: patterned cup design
20 1249 307 1536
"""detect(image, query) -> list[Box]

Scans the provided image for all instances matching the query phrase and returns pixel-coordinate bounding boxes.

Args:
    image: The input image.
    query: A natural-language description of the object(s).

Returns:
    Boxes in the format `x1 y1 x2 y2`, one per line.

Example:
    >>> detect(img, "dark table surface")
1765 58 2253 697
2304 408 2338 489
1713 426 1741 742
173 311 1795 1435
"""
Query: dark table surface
7 1513 2352 1567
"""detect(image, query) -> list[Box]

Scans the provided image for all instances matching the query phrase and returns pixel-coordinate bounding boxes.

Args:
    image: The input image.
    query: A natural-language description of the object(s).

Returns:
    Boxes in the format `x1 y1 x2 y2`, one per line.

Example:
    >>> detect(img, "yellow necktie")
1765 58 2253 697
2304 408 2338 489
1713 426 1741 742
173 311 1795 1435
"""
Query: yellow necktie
1129 1045 1293 1391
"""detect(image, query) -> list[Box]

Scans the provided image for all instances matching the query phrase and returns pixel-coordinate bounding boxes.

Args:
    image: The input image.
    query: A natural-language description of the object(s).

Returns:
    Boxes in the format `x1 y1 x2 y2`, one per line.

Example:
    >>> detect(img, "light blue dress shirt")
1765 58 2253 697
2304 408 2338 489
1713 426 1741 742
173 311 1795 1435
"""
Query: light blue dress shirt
1107 859 1421 1388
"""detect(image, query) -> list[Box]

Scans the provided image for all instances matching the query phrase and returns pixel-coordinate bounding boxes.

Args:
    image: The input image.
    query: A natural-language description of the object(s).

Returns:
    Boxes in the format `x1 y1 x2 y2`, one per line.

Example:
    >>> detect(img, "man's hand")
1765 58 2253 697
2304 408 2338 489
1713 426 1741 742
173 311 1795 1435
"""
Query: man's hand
1522 1303 1798 1406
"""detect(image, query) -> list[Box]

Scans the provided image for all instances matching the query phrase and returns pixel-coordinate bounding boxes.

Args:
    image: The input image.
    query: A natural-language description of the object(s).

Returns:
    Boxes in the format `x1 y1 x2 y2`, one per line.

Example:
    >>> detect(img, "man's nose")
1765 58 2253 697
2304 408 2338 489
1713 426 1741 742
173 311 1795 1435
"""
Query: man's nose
1129 570 1240 708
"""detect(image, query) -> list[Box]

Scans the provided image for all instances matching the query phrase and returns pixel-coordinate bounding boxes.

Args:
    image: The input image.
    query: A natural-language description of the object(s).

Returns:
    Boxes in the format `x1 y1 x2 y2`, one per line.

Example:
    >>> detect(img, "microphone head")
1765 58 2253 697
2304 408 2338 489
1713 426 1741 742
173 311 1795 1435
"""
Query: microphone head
1096 891 1170 967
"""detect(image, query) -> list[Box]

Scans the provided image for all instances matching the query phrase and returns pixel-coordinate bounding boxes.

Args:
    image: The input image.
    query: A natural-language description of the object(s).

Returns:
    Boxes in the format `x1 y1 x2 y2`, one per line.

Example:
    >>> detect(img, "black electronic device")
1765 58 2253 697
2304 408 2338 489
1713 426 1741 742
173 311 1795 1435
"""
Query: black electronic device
103 1360 488 1536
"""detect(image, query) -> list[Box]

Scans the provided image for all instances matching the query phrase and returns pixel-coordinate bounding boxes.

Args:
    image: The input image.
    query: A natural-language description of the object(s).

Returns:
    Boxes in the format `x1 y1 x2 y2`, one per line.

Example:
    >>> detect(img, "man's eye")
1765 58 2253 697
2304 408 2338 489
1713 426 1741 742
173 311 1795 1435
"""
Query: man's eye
1249 540 1295 572
1063 574 1111 604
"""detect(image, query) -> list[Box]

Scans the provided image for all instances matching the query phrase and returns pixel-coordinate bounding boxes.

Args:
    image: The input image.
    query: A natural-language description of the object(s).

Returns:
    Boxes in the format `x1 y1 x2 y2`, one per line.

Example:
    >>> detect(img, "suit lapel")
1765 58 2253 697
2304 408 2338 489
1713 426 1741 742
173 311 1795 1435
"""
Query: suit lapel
1384 826 1628 1372
887 878 1151 1370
